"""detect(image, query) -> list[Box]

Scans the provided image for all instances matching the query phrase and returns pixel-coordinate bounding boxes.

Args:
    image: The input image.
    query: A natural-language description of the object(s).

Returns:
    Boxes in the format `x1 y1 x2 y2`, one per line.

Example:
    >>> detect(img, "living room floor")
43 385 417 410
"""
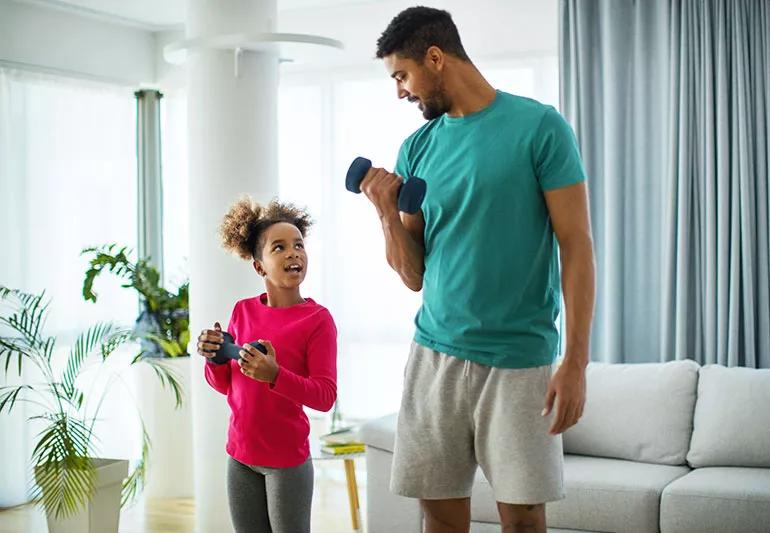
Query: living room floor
0 459 368 533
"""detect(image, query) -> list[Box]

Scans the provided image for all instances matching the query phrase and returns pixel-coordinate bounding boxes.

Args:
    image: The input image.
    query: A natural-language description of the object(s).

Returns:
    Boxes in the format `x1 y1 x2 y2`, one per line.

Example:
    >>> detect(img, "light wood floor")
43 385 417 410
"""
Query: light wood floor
0 460 367 533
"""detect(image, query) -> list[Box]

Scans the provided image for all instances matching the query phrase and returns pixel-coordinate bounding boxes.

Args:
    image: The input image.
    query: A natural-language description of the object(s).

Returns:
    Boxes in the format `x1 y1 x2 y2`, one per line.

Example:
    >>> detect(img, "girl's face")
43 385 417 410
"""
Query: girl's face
254 222 307 289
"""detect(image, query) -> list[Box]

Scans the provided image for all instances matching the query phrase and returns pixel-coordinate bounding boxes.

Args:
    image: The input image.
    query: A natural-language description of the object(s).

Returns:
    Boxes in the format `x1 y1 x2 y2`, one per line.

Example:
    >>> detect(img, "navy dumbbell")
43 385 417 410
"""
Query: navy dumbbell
208 331 267 365
345 157 426 214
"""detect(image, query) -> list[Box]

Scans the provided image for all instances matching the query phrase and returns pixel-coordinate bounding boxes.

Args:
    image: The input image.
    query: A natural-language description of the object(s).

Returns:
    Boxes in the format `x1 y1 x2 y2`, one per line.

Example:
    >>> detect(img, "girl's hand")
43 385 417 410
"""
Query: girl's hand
238 339 279 384
197 322 224 359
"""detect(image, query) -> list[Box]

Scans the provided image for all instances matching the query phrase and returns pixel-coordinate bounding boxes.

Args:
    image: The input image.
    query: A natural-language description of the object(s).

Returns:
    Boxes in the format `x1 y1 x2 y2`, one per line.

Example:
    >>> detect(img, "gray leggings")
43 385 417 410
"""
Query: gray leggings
226 456 314 533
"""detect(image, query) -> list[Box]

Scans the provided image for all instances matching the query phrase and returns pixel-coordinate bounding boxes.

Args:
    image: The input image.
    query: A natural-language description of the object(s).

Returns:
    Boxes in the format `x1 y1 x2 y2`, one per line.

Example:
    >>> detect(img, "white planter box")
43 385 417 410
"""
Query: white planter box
135 356 194 499
42 458 128 533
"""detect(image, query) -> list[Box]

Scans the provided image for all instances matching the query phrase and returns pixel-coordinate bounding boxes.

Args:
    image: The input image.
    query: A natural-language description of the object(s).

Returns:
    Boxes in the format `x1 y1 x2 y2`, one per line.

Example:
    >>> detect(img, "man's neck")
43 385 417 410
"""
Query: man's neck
444 62 497 118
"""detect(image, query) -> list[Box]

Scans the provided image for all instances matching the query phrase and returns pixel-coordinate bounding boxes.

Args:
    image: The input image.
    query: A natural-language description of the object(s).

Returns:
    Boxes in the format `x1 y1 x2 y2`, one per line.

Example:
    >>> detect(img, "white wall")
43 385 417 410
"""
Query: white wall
154 29 186 94
0 0 557 110
276 0 558 73
154 0 558 90
0 0 155 85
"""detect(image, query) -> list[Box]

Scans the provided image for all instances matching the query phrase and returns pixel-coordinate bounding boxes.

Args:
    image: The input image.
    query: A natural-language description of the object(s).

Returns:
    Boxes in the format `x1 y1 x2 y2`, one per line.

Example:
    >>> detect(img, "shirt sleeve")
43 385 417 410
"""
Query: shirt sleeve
203 301 239 395
533 106 588 191
269 310 337 412
394 139 411 182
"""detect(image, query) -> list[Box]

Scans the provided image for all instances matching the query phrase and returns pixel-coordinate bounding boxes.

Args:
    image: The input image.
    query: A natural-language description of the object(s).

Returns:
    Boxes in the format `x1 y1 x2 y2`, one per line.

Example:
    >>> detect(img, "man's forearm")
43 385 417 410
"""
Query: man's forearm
560 237 595 368
381 213 424 291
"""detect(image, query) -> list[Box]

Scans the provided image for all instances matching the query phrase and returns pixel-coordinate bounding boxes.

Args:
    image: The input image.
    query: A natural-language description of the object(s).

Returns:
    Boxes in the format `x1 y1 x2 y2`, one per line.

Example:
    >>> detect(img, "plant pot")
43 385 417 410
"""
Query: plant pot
135 356 193 498
38 458 128 533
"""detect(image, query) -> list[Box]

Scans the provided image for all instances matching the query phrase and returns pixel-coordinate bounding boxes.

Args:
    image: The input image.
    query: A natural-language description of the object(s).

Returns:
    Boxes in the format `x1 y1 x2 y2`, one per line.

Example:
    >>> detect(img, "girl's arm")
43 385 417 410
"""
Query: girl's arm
269 312 337 411
203 305 240 395
204 357 231 395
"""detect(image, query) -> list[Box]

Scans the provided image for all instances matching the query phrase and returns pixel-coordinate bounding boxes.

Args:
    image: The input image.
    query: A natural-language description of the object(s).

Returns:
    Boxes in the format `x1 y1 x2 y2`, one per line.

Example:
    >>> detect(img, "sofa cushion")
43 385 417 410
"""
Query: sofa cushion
562 360 700 465
470 455 690 533
360 413 397 452
687 365 770 468
660 467 770 533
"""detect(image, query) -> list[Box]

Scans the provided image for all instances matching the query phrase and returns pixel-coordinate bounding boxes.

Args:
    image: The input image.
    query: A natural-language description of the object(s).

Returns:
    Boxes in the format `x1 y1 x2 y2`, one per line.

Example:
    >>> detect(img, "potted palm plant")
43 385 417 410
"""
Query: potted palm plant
80 244 192 498
0 285 180 532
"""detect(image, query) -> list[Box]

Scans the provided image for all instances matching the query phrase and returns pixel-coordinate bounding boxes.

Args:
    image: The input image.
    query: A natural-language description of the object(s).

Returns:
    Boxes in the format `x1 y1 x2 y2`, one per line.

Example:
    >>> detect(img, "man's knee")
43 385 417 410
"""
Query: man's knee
421 498 471 532
497 502 546 533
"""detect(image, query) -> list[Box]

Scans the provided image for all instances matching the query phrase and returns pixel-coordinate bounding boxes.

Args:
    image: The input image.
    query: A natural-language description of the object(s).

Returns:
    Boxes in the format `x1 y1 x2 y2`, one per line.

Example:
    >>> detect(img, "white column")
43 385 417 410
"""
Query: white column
185 1 278 531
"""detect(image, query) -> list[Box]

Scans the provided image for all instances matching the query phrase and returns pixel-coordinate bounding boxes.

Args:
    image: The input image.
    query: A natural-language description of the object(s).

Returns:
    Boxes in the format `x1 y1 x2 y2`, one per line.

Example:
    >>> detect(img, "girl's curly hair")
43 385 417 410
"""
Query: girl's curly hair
219 196 313 261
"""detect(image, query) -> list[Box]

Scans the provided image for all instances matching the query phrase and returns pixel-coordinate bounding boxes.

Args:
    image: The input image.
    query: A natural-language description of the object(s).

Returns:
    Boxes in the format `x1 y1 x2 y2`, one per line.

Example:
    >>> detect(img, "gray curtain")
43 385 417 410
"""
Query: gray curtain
559 0 770 368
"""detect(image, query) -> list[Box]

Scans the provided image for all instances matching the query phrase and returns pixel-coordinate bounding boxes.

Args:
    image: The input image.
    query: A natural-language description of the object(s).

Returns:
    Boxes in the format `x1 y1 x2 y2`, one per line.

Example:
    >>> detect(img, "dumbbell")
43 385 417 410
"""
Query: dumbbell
208 331 267 365
345 157 426 214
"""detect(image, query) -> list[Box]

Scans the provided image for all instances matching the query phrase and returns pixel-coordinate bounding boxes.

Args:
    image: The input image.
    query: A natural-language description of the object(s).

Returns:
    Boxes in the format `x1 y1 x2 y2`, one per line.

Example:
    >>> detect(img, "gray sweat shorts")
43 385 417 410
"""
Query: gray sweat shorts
390 341 565 504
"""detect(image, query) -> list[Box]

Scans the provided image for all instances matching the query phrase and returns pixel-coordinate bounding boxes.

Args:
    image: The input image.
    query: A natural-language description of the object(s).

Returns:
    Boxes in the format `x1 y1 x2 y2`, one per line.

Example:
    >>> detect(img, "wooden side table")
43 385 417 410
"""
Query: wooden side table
310 438 366 531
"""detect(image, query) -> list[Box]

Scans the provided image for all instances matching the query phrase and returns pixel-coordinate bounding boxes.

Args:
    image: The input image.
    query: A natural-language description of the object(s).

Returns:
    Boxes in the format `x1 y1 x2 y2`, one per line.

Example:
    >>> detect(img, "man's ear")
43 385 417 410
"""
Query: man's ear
425 46 444 71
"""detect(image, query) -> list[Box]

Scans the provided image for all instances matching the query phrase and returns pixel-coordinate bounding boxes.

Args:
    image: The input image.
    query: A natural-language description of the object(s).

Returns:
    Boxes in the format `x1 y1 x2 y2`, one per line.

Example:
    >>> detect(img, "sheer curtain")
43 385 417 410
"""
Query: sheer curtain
0 68 138 506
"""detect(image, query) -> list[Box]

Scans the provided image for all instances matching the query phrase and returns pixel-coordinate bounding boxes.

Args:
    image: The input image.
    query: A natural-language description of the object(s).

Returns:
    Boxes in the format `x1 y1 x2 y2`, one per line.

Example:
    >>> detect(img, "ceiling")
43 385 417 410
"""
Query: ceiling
18 0 384 29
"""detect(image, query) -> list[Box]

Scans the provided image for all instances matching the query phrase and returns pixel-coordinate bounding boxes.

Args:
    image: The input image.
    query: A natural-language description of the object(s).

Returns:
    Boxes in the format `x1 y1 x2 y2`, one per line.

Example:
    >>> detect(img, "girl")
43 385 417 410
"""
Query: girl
196 197 337 533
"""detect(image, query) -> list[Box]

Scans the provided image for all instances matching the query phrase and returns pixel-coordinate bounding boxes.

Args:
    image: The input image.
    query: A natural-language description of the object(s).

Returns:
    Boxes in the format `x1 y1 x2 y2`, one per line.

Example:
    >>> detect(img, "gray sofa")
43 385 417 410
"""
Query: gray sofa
360 360 770 533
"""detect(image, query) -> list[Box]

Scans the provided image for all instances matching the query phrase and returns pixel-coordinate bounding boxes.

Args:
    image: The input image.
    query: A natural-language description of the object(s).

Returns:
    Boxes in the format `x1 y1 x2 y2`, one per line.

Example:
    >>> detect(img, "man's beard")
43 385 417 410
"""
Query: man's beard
416 75 450 120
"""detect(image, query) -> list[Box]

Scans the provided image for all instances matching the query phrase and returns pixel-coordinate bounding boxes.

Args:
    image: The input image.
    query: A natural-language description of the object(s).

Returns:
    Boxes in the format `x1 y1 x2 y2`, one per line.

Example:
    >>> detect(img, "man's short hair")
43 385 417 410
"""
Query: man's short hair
376 6 470 62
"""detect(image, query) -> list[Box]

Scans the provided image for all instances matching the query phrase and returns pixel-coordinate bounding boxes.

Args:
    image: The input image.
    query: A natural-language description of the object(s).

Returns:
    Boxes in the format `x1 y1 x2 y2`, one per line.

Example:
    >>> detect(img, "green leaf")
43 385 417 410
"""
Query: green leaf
137 357 185 409
0 385 33 413
82 268 99 302
80 245 137 304
178 329 191 354
121 423 150 506
2 290 49 351
30 414 96 520
145 335 183 358
62 323 113 403
0 337 30 376
100 329 133 361
0 286 53 379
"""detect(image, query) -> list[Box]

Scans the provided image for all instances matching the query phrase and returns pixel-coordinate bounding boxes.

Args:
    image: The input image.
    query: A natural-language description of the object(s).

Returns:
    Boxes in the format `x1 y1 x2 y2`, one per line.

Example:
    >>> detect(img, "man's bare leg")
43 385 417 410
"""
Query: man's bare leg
497 502 546 533
421 497 471 533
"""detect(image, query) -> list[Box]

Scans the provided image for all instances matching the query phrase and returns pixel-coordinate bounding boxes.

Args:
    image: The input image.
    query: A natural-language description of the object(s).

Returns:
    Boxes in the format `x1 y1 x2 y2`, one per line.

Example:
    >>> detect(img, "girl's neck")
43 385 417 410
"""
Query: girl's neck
263 287 305 308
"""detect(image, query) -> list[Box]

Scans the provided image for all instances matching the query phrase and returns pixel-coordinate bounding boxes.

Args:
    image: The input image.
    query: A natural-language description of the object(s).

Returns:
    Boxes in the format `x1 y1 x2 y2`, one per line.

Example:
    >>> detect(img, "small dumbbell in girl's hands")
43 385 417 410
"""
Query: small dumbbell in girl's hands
197 321 224 360
238 339 279 384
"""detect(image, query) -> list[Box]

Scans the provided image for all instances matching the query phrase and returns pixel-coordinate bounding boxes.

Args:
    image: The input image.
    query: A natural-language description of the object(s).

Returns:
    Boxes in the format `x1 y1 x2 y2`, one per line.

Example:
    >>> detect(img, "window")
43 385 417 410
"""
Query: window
0 69 140 497
0 69 138 339
161 93 189 290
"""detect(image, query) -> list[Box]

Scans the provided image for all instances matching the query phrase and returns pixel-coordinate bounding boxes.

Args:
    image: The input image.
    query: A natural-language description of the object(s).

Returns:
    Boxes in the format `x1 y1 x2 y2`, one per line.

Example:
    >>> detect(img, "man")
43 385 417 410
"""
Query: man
359 6 596 533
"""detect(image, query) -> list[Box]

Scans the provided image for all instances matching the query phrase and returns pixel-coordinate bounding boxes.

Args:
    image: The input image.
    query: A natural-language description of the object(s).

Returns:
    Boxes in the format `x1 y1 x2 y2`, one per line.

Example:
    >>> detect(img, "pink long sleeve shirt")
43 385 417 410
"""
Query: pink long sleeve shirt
204 294 337 467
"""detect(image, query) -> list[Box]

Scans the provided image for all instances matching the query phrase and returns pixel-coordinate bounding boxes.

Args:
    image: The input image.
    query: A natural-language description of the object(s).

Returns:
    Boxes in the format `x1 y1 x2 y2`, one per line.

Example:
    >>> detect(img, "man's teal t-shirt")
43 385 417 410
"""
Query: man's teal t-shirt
395 90 587 368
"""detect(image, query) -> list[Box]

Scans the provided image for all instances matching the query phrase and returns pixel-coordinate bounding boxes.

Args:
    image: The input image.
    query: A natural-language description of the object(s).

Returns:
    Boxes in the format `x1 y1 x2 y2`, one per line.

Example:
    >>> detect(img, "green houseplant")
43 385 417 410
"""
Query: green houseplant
81 244 190 362
81 244 194 500
0 285 180 527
